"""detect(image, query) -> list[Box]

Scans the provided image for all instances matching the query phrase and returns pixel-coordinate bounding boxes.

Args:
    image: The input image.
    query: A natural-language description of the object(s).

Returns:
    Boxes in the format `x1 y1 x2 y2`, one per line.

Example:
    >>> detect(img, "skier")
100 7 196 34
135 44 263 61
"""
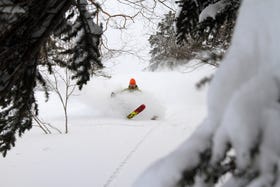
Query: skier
110 78 157 120
123 78 141 92
111 78 141 97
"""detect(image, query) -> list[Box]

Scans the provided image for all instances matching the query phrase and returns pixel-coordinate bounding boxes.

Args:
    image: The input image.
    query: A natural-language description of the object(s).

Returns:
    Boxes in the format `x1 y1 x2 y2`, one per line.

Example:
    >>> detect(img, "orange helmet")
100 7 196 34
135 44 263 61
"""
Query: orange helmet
129 78 136 86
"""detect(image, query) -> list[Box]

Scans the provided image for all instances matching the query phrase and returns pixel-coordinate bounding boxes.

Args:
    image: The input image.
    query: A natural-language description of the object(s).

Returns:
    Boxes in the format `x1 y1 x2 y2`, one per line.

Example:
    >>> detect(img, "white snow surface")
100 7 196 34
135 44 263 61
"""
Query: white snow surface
0 58 212 187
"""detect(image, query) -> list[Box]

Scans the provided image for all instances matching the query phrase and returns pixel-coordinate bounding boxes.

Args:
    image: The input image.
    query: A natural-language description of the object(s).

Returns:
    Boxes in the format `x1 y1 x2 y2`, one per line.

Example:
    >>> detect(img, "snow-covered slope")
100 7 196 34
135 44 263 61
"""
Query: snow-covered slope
0 62 213 187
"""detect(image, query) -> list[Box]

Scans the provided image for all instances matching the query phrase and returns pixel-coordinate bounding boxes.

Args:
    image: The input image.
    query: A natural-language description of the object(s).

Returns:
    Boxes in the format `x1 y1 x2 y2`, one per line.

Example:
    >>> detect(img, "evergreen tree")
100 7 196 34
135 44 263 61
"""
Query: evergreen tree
148 0 240 71
0 0 103 156
148 11 193 71
137 1 280 186
176 0 241 65
172 1 242 186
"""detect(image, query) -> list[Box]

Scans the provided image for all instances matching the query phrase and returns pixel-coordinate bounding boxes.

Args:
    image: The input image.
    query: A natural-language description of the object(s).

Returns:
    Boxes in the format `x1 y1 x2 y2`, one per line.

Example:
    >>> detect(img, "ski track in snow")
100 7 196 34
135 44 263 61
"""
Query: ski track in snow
103 124 159 187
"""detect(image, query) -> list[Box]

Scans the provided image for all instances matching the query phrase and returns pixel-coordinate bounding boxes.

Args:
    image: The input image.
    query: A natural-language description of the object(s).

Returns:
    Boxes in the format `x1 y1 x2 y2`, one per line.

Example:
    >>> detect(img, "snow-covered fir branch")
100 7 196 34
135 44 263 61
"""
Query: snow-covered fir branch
0 0 103 156
134 0 280 186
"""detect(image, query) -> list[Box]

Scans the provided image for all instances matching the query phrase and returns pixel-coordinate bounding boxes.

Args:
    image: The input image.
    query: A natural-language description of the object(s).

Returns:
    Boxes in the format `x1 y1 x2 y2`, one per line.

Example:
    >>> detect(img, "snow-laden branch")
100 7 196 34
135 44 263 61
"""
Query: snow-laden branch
134 0 280 186
199 0 229 22
0 0 25 13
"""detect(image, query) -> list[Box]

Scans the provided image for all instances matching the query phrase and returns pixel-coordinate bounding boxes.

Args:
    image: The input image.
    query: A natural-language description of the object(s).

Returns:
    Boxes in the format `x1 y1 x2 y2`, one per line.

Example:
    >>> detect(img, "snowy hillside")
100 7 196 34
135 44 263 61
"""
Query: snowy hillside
0 59 214 187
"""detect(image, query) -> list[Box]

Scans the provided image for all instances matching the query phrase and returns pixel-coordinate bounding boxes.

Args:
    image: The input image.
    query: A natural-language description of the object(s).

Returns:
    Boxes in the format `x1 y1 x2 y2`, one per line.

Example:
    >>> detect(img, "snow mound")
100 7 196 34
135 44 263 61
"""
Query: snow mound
74 76 166 121
109 91 165 120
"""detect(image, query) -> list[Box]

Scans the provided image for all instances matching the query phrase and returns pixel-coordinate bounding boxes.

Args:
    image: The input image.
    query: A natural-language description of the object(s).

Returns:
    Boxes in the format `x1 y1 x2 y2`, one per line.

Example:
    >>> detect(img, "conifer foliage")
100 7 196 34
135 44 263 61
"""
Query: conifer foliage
148 11 193 71
176 0 240 45
0 0 103 156
148 11 196 71
176 0 241 64
148 0 240 71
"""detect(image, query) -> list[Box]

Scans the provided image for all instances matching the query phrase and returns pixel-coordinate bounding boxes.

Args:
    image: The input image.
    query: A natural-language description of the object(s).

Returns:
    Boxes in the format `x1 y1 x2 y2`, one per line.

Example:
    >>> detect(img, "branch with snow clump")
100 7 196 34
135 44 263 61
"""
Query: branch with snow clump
134 0 280 186
199 0 229 23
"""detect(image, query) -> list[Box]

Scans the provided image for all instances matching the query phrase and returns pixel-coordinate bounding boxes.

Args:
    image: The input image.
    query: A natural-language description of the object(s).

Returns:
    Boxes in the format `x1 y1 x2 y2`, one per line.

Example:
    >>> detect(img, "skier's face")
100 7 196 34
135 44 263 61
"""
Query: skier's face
129 85 136 89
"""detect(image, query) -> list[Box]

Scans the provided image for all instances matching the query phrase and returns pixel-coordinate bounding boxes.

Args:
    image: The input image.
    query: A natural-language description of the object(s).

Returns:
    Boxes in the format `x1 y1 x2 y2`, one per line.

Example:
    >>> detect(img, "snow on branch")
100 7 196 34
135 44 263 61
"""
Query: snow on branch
0 0 103 156
0 0 25 14
199 0 229 22
134 0 280 186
